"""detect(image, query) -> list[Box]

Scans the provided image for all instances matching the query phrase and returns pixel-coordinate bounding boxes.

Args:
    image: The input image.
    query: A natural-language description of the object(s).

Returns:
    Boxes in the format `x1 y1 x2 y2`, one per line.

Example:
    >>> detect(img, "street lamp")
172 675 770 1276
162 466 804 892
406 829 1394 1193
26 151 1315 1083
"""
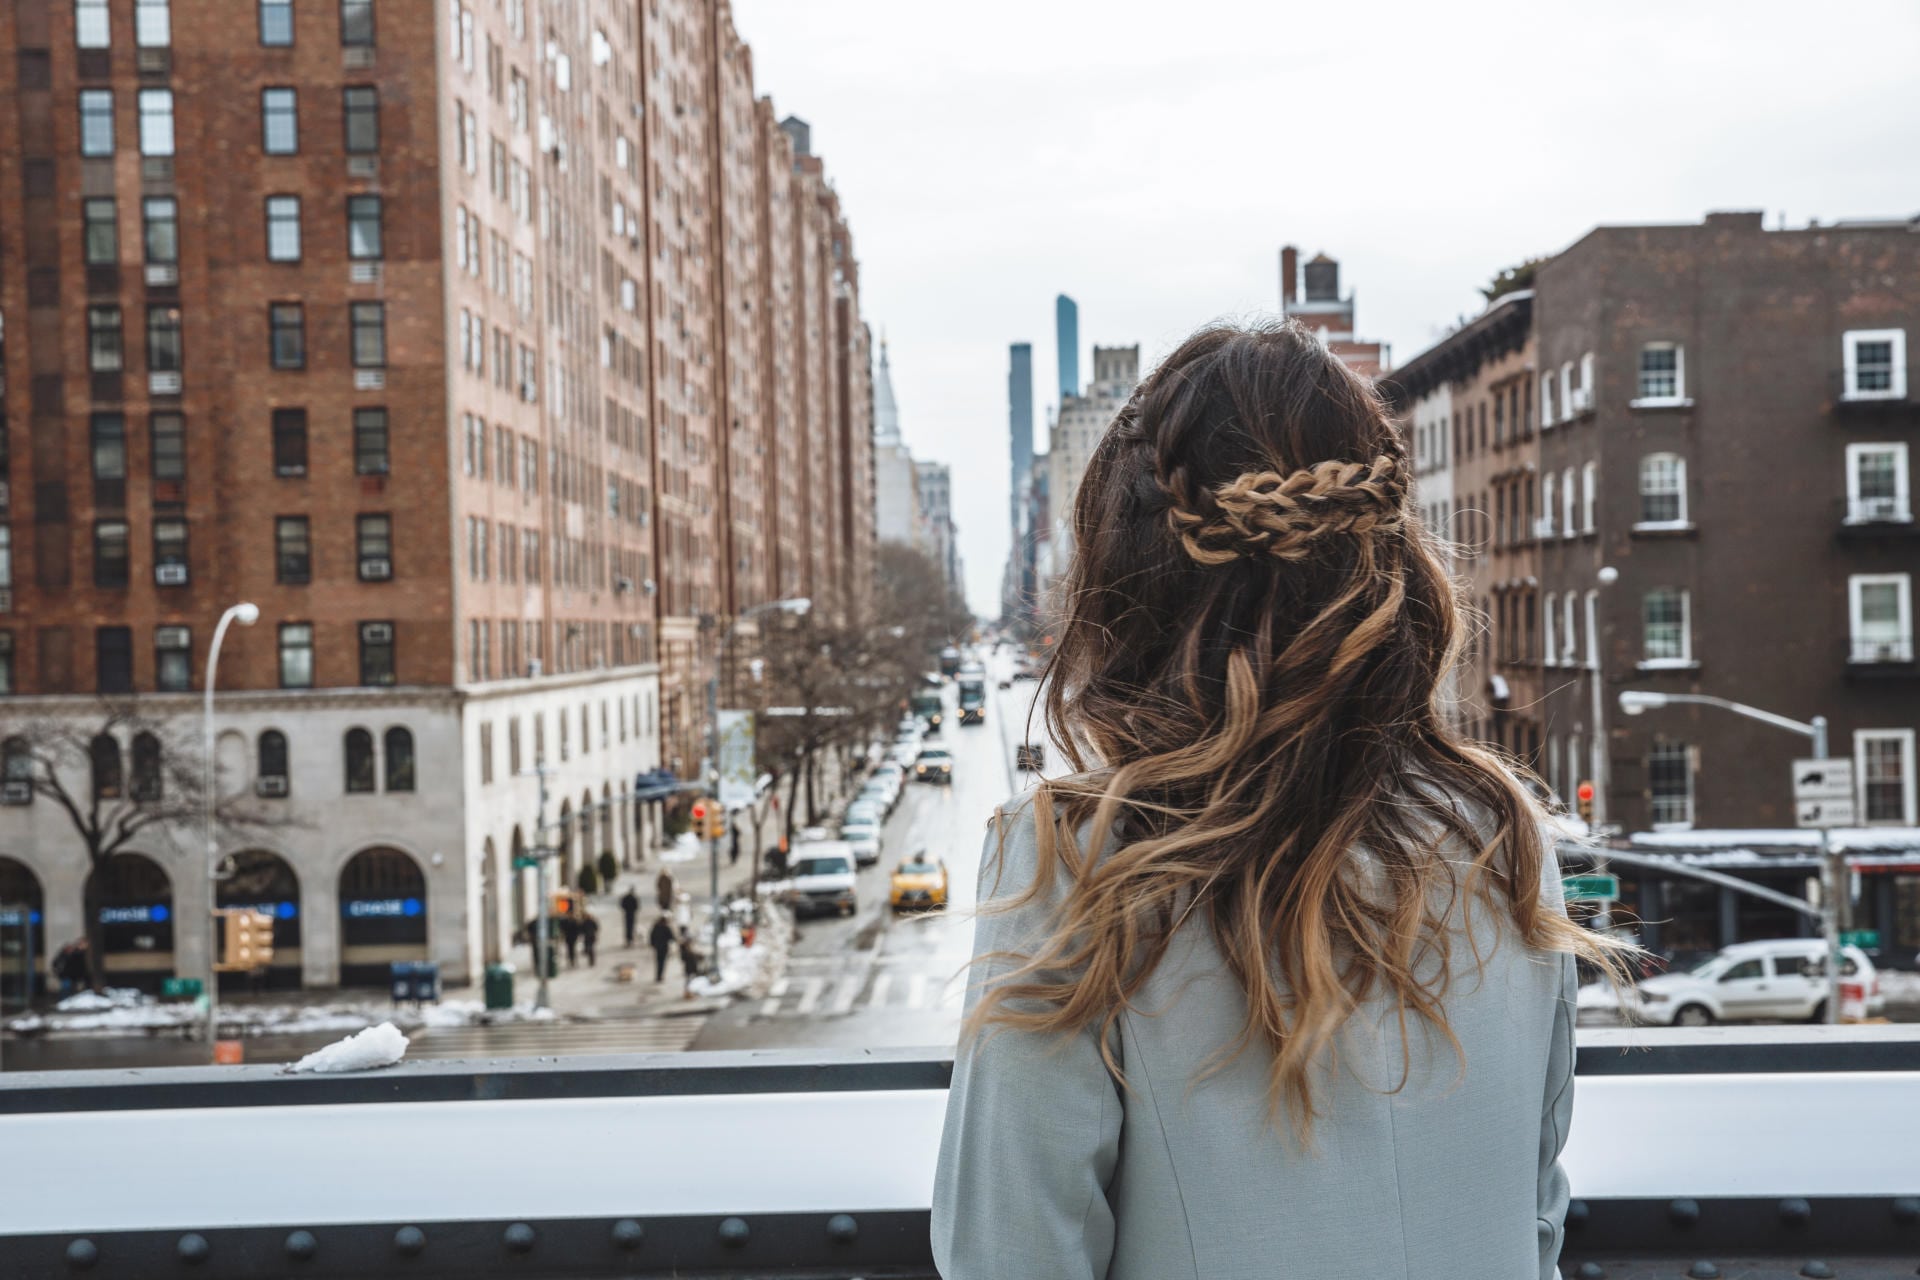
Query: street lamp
704 598 809 978
1617 687 1843 1024
204 601 259 1056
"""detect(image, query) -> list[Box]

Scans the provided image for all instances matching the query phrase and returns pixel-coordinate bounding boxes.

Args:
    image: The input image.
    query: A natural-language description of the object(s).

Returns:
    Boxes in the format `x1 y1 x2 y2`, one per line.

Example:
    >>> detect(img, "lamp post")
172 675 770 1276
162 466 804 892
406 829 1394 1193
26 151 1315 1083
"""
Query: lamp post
1619 689 1841 1024
704 597 809 978
204 601 259 1055
1588 566 1618 928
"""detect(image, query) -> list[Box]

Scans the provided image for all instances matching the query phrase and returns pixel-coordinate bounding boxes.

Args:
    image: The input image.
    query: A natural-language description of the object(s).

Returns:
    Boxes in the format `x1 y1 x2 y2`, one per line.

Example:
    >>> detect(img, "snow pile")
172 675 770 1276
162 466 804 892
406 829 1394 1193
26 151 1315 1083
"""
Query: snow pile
1879 970 1920 1006
8 993 566 1039
286 1022 409 1074
54 988 143 1012
687 901 792 1000
661 833 704 864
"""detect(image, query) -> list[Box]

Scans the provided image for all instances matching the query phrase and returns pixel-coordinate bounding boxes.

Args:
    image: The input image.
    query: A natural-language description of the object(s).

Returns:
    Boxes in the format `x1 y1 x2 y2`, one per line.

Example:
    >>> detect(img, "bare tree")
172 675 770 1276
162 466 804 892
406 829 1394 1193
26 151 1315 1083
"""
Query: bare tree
5 700 296 991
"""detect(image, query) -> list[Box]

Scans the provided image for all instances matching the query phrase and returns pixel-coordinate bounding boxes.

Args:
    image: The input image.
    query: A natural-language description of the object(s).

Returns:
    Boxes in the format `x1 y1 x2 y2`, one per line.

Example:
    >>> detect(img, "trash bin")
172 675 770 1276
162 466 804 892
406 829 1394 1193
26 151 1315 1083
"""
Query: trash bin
484 962 516 1011
389 961 416 1004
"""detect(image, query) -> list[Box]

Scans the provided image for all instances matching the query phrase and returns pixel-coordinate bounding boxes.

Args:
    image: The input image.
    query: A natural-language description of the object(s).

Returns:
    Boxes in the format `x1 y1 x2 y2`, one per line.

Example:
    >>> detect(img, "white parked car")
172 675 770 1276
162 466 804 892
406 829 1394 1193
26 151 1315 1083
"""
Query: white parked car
843 799 883 828
1616 939 1883 1027
786 844 859 918
839 818 881 867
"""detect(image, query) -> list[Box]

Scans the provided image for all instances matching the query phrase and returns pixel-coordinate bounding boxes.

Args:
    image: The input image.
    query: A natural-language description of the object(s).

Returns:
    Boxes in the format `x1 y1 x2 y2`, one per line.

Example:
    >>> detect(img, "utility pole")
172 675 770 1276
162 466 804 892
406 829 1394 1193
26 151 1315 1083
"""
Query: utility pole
521 762 556 1010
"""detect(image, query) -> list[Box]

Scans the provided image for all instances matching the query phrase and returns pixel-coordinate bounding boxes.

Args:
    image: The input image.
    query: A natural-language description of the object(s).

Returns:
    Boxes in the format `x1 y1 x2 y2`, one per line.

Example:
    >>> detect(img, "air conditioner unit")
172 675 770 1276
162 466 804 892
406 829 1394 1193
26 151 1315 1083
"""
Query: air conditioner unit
145 264 178 287
363 622 394 643
346 154 378 178
154 563 188 586
2 781 31 806
255 775 290 798
355 369 386 390
349 261 382 284
342 46 375 69
149 371 182 395
360 557 392 581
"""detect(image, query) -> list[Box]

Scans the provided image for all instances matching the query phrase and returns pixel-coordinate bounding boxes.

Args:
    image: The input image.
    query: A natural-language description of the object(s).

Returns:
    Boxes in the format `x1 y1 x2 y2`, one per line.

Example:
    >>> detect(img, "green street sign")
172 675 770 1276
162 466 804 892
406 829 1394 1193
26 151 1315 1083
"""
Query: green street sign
162 977 204 999
512 856 539 870
1840 929 1881 949
1562 874 1620 902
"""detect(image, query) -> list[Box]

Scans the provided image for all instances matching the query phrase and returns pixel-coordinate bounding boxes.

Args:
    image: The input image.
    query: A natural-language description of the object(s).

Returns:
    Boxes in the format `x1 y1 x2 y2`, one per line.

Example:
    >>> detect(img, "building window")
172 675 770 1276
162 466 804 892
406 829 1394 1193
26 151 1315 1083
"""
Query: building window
1561 592 1576 666
155 625 190 691
0 631 13 696
1641 588 1690 666
146 305 183 376
91 413 127 485
357 514 392 581
153 518 188 585
135 0 171 46
346 194 382 259
359 622 395 686
79 90 114 156
1543 592 1558 665
76 0 111 46
340 0 375 46
1584 590 1599 670
265 195 301 261
279 623 314 688
1848 574 1912 664
261 87 298 154
91 734 123 800
1857 729 1917 825
344 728 376 793
1843 329 1907 401
259 0 293 45
143 197 178 267
130 733 163 801
137 89 174 156
0 531 11 599
272 408 308 477
1638 454 1687 525
1635 342 1685 403
1581 461 1597 532
83 197 118 265
1648 740 1693 829
343 86 379 153
1540 473 1555 538
93 520 130 588
87 306 124 372
257 730 289 794
1845 442 1910 522
269 302 305 369
275 516 311 584
149 413 185 482
96 626 133 694
354 407 389 475
350 302 385 367
383 726 414 791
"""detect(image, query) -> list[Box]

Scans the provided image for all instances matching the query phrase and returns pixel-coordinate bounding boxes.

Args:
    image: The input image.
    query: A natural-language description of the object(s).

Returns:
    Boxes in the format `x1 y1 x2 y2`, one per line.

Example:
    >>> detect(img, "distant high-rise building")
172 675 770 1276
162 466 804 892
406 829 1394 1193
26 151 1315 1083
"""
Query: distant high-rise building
1279 246 1389 376
1045 345 1140 591
1056 295 1080 402
1008 343 1034 537
873 341 920 546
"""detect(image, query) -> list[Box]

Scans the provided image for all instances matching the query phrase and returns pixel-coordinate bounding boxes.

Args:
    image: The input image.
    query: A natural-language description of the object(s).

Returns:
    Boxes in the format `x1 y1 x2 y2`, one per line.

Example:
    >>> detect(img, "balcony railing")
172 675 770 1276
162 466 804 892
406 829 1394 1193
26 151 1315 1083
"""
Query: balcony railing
1850 635 1916 665
3 1032 1919 1278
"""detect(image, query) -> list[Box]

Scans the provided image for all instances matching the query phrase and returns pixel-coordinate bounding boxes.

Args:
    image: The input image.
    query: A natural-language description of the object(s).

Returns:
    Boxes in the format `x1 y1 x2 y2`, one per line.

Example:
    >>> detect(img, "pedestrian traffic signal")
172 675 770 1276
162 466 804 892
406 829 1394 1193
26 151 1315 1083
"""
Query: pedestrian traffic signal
691 800 708 823
1576 781 1596 824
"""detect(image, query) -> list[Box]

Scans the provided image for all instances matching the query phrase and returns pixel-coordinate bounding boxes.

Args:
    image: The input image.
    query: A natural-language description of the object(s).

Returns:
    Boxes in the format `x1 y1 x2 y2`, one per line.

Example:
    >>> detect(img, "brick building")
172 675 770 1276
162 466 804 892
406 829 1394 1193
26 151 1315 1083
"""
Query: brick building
0 0 872 992
1279 245 1388 377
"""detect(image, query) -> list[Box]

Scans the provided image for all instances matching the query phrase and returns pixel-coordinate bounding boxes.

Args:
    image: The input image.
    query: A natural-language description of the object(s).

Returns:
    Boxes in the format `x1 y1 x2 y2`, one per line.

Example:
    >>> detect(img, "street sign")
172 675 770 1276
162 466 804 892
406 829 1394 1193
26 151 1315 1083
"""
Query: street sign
1792 759 1854 802
717 710 757 811
1841 929 1881 949
512 856 538 870
1563 874 1620 902
1795 797 1856 829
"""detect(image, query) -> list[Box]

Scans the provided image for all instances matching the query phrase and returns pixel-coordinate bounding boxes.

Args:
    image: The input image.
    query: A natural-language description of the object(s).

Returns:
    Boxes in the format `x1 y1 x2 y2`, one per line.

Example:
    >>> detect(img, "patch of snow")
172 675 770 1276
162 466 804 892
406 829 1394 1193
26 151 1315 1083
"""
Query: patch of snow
1631 828 1920 853
287 1022 409 1074
55 988 143 1012
1879 970 1920 1004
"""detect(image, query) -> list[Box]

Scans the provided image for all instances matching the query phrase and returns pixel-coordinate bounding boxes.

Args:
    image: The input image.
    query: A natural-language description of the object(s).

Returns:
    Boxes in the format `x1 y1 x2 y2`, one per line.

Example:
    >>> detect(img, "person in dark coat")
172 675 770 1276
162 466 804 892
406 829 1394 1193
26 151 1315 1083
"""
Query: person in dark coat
654 868 676 913
648 915 676 983
581 913 600 967
559 912 581 968
677 926 704 997
619 888 641 947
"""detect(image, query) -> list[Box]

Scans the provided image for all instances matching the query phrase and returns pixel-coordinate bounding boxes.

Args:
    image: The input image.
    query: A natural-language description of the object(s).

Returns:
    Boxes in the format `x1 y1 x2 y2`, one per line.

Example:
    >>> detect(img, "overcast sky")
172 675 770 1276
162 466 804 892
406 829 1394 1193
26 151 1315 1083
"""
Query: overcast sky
734 0 1920 616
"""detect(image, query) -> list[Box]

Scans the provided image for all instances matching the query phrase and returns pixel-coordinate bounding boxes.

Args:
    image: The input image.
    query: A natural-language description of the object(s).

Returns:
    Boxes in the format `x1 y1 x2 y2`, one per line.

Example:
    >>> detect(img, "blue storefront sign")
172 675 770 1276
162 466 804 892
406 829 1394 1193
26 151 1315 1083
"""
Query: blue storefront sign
99 904 169 925
227 901 299 920
0 909 41 927
343 898 423 920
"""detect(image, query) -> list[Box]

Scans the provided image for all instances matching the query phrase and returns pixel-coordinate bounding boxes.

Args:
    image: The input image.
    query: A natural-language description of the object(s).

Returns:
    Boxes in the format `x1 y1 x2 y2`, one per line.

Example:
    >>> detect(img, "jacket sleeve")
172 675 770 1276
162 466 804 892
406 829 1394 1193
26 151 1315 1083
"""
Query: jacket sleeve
1536 948 1578 1280
931 808 1122 1280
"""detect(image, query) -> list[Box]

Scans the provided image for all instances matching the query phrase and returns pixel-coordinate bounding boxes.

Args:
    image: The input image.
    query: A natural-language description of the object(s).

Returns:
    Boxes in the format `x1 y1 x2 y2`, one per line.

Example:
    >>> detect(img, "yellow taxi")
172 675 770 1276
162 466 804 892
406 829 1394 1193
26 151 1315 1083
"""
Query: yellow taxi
888 855 949 913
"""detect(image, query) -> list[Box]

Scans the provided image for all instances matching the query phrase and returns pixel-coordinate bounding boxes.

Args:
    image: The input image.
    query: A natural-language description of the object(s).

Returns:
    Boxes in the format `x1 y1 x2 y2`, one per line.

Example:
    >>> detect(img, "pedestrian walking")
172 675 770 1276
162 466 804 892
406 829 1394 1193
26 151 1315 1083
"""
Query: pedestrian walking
648 915 675 983
581 913 600 968
619 887 641 947
654 868 675 913
677 926 704 998
559 912 581 969
728 825 741 866
930 322 1637 1280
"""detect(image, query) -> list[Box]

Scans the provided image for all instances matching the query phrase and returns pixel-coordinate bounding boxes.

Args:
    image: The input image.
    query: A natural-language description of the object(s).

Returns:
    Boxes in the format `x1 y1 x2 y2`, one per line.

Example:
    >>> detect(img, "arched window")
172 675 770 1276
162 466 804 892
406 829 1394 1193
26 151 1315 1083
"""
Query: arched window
384 727 416 792
1562 593 1577 666
1543 592 1558 664
131 732 163 802
344 729 376 794
91 733 123 801
257 731 289 796
1541 472 1556 537
1639 454 1687 524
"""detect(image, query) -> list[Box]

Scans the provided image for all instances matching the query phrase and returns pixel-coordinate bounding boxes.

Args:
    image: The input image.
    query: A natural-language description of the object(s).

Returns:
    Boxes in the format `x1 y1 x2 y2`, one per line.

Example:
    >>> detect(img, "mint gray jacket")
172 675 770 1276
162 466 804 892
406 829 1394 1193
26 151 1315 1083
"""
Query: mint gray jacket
931 801 1578 1280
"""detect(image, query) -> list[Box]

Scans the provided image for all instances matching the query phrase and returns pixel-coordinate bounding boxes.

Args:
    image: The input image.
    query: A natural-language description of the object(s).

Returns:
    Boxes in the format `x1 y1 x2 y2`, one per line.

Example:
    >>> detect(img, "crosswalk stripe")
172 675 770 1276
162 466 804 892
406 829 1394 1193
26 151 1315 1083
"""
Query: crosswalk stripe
868 972 892 1009
828 973 862 1015
759 976 791 1018
795 976 824 1015
906 973 928 1010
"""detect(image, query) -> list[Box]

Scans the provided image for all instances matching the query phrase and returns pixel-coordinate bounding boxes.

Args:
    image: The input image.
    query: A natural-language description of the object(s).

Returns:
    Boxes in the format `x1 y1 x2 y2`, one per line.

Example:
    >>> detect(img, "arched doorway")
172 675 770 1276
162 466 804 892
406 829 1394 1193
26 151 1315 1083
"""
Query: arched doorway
337 847 427 987
557 800 574 885
83 852 175 993
600 784 615 871
480 836 500 965
579 790 596 887
0 857 45 1006
215 851 303 992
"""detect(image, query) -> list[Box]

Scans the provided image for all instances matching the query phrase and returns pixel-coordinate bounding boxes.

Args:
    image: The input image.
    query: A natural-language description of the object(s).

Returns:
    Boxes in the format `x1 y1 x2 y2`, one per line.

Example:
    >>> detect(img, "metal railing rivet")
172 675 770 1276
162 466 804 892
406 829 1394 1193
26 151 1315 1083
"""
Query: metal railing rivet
393 1225 427 1257
65 1240 99 1271
827 1213 859 1243
284 1230 318 1261
1669 1199 1702 1225
1778 1198 1812 1224
503 1223 537 1254
1574 1263 1605 1280
176 1233 210 1265
1566 1200 1589 1229
1686 1262 1720 1279
718 1217 751 1248
611 1219 645 1251
1800 1261 1835 1278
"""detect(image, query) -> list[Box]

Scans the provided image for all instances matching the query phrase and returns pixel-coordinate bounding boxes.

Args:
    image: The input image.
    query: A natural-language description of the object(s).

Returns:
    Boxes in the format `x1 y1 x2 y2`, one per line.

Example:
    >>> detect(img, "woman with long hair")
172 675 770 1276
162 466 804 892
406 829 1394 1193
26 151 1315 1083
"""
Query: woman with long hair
932 321 1629 1279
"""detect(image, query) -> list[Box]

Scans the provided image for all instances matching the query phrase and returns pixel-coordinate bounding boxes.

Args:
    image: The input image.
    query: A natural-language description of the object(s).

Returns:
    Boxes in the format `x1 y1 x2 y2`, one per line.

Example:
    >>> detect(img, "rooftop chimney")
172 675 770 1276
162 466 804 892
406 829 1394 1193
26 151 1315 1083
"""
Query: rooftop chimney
1280 246 1299 308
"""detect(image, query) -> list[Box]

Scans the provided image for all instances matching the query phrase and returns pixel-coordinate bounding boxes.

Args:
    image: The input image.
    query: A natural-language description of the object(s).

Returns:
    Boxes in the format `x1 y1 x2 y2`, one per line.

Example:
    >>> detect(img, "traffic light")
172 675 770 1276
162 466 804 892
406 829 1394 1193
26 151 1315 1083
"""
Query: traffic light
1576 780 1596 824
215 909 276 973
689 800 725 839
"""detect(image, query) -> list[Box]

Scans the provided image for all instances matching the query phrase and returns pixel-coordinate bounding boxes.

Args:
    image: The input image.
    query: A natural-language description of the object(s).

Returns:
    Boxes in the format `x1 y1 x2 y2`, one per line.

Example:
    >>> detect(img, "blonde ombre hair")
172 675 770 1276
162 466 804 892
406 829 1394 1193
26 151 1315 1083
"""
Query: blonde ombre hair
968 321 1631 1136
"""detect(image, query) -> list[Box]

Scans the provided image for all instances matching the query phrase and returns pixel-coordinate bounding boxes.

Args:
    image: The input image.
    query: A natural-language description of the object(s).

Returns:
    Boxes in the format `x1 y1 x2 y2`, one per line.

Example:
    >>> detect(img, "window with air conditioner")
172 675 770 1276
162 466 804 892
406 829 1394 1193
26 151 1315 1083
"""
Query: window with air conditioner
359 621 396 686
1843 329 1906 401
357 513 392 581
1856 729 1917 825
1634 342 1686 406
272 408 308 477
1849 574 1912 664
257 730 290 796
354 407 390 476
93 520 130 589
1845 443 1909 523
145 305 183 391
155 625 190 691
153 518 188 585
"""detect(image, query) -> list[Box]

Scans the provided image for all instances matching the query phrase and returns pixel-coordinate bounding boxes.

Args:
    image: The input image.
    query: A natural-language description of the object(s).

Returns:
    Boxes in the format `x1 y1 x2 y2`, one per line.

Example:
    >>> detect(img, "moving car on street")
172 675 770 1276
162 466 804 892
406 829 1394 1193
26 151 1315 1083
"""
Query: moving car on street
957 674 987 725
785 845 859 919
913 747 954 785
939 645 963 678
1607 939 1883 1027
889 855 949 913
910 689 945 730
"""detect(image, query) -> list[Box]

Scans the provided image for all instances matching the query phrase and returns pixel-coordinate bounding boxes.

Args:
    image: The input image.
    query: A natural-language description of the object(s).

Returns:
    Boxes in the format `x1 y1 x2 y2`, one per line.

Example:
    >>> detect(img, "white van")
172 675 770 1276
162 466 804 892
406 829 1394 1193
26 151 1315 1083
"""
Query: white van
1618 938 1883 1026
